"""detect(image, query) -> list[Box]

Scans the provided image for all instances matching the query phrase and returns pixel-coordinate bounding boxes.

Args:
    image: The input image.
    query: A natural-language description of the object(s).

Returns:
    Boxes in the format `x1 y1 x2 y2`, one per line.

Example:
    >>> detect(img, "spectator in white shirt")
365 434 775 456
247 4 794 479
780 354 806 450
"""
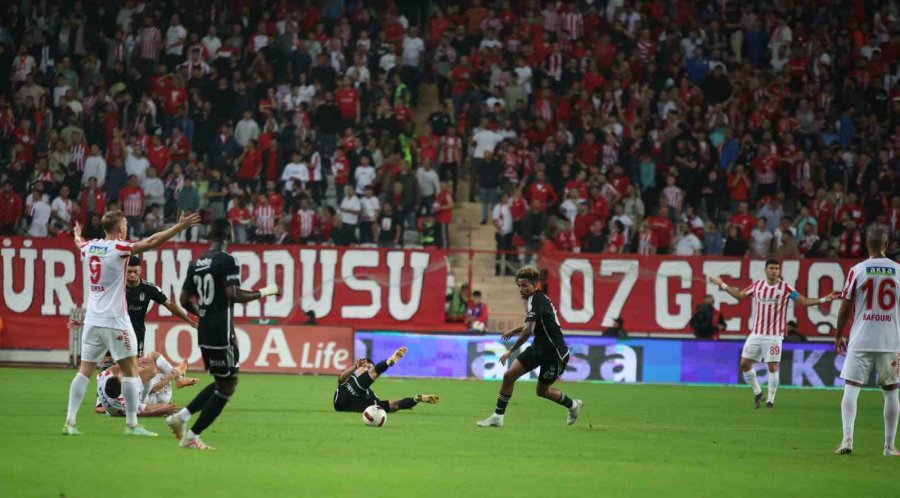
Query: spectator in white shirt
359 186 381 244
202 26 222 61
82 144 106 187
125 145 150 182
281 152 309 194
164 14 187 67
492 192 514 276
416 161 440 213
750 218 774 257
354 155 376 195
50 185 74 232
339 185 361 242
673 223 703 255
27 189 52 237
141 167 166 209
234 110 260 147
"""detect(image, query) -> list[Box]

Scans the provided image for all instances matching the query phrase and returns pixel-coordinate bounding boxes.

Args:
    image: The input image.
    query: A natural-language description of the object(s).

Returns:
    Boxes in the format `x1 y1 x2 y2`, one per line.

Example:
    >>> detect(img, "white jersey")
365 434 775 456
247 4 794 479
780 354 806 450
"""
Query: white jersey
840 258 900 352
80 239 133 330
743 279 797 336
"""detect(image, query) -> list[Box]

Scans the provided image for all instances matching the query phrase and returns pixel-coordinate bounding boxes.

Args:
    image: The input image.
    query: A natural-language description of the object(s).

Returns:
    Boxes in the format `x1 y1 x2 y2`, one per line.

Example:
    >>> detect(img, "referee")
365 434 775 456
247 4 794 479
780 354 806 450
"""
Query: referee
125 255 197 355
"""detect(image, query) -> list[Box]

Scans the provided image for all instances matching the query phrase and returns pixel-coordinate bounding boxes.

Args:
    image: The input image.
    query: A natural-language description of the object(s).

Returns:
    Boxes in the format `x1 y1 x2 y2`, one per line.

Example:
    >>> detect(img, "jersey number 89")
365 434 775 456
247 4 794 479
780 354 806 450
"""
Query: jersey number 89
194 274 215 306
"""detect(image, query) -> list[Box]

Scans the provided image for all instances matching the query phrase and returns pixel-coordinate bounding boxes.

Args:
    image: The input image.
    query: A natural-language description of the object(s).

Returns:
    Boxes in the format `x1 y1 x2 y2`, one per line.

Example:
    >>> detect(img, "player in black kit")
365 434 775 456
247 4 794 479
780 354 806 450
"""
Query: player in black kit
166 219 280 450
476 266 582 428
125 256 197 355
333 347 441 413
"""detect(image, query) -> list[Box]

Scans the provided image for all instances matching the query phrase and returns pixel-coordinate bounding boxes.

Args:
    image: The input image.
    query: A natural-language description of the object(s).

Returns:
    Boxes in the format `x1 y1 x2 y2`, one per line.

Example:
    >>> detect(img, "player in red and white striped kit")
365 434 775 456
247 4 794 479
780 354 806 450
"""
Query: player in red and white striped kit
63 210 200 436
708 259 836 408
833 229 900 456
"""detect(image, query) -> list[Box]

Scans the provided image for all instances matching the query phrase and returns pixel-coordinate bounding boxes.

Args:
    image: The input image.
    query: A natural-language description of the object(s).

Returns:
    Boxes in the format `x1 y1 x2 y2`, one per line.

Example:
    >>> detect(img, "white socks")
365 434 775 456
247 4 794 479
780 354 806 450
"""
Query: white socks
156 356 174 375
66 373 89 426
883 389 899 449
841 384 861 442
767 371 779 403
122 377 143 427
175 407 192 423
743 369 762 395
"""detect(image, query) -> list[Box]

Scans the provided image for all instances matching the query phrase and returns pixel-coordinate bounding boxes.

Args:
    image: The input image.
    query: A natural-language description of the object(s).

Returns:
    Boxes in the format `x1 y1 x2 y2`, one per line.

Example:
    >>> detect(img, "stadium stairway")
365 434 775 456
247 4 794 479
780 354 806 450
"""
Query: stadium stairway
413 85 522 332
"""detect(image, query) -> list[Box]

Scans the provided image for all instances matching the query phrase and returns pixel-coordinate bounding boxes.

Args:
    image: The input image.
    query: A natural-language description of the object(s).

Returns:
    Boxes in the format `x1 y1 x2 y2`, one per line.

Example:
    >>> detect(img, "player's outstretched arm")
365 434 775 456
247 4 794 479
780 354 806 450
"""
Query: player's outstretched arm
500 322 533 366
499 325 525 341
833 298 853 355
72 222 87 248
130 212 202 254
794 291 838 307
707 275 750 300
225 284 280 304
163 299 198 328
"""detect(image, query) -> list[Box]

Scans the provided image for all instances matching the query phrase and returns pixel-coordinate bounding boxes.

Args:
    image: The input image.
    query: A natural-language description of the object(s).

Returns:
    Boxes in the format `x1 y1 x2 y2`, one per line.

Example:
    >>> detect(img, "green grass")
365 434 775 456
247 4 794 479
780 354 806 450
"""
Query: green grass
0 367 895 498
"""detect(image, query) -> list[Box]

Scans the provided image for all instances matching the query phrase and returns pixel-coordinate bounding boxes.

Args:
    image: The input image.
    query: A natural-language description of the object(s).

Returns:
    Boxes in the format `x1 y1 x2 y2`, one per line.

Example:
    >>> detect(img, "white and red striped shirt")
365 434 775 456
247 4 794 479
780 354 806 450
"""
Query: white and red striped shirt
254 205 276 235
638 231 657 255
560 11 583 40
139 26 162 60
546 52 563 81
439 135 463 164
601 143 618 168
119 186 144 217
743 279 797 336
71 143 88 171
295 208 315 239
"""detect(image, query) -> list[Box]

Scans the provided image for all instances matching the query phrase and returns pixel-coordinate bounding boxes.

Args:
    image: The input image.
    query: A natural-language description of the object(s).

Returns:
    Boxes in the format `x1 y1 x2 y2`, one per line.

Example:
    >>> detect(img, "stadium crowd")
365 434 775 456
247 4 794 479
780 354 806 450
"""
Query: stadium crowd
0 0 898 265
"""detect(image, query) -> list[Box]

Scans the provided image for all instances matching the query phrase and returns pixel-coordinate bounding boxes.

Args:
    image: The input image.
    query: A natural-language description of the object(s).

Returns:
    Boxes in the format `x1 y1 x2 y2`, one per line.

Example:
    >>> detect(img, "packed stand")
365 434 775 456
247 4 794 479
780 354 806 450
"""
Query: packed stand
419 0 900 274
0 0 456 249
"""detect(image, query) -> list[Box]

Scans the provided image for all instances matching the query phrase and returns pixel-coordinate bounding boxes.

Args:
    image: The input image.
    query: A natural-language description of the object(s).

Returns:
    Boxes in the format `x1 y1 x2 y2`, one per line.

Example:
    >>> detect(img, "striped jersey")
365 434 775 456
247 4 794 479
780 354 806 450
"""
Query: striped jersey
839 258 900 352
743 279 798 336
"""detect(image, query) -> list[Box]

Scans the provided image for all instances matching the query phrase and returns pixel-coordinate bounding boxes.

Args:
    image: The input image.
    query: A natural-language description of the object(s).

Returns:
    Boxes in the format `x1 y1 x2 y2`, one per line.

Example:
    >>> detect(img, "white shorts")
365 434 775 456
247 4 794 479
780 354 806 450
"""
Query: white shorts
840 351 900 386
144 374 172 404
741 335 783 363
81 324 138 363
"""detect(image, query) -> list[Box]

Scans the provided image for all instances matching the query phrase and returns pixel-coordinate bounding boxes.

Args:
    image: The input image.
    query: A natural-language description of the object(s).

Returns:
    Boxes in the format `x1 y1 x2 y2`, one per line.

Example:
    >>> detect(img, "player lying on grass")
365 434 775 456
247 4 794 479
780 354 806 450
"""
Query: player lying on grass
477 266 582 428
333 347 440 413
708 259 836 408
97 352 199 417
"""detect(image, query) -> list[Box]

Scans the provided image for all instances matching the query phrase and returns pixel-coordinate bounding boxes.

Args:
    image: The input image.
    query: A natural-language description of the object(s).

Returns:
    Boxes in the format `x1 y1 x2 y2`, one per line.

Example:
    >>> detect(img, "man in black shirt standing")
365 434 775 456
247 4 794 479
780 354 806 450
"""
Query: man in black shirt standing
167 219 280 450
477 266 582 428
125 256 197 356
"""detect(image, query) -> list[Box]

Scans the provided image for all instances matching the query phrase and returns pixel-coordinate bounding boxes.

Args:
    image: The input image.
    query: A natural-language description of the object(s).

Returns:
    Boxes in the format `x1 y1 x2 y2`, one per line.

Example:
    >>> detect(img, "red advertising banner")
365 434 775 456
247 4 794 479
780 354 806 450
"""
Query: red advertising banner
147 322 354 374
541 253 855 336
0 237 448 341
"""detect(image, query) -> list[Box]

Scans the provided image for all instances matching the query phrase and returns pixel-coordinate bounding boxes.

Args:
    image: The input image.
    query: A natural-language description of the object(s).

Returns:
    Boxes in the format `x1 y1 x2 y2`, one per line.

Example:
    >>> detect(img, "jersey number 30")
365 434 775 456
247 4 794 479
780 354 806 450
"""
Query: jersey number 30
194 274 215 306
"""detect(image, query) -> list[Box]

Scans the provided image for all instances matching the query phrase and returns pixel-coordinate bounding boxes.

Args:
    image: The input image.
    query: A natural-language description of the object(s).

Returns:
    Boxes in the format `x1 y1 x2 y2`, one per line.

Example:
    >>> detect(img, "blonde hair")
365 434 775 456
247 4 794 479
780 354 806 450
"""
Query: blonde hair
516 266 540 283
101 211 126 234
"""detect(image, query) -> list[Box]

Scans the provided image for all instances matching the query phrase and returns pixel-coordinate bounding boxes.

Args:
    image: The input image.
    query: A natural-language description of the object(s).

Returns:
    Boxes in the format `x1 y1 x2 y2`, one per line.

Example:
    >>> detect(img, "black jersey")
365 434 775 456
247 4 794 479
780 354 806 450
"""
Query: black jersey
525 292 569 360
333 371 379 412
184 249 241 347
125 280 167 336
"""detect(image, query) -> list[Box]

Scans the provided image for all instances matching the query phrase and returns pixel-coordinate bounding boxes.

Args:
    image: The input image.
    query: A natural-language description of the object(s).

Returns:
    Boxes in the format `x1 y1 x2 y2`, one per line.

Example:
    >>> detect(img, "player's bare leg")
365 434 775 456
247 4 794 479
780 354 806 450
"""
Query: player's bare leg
536 382 582 425
740 357 764 409
63 360 98 435
882 384 900 456
477 359 527 427
766 362 780 408
835 379 862 455
118 355 158 437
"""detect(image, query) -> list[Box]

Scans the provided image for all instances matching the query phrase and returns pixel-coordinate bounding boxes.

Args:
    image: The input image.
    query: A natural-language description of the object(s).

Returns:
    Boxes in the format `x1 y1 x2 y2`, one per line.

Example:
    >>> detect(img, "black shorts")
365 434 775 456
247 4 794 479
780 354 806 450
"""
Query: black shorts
201 345 240 378
515 346 569 384
333 384 378 413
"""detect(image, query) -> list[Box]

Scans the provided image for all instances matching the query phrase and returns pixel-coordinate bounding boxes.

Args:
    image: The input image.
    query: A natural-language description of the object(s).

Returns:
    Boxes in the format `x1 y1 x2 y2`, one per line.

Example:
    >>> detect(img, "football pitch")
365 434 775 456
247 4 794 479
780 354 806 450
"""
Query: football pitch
0 367 895 498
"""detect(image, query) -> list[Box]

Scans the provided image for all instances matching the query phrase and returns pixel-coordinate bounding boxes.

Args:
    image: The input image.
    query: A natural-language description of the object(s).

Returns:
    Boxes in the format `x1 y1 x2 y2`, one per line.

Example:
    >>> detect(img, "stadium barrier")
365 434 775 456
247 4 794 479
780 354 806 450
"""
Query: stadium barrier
355 332 884 388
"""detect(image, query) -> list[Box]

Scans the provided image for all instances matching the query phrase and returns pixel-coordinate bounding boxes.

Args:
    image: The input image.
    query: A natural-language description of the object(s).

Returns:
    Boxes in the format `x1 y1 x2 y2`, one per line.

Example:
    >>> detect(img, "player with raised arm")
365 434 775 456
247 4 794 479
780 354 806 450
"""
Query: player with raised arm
124 255 198 355
708 259 836 409
476 266 582 428
166 219 279 450
63 210 201 436
333 348 440 413
833 229 900 456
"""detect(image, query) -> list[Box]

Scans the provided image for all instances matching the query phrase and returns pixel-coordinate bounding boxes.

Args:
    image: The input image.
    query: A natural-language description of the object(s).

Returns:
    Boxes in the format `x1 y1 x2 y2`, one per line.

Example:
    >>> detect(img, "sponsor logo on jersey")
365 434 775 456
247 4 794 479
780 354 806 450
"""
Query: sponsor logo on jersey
87 245 109 255
865 266 897 276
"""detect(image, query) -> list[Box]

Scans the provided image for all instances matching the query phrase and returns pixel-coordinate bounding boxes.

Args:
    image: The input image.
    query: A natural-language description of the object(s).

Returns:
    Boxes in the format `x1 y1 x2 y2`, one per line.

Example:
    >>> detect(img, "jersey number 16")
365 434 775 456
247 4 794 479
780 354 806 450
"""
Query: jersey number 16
860 279 897 312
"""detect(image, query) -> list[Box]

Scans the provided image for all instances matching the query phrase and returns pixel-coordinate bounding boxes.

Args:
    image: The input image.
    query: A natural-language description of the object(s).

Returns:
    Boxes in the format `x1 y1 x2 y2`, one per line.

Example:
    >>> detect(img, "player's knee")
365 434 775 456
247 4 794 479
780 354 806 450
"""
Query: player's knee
535 383 550 398
502 369 517 383
767 363 778 373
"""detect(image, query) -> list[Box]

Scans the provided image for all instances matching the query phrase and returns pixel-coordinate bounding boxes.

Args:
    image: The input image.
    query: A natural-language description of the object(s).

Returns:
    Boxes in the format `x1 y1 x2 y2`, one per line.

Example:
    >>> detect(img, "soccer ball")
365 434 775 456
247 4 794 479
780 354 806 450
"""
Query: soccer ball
362 405 387 427
471 320 486 332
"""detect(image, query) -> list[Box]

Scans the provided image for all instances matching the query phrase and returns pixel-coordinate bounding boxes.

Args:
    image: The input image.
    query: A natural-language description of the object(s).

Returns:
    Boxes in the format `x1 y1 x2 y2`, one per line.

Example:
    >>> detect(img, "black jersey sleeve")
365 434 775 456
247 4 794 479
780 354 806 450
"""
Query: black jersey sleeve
222 254 241 287
183 262 197 297
525 294 547 322
147 282 167 304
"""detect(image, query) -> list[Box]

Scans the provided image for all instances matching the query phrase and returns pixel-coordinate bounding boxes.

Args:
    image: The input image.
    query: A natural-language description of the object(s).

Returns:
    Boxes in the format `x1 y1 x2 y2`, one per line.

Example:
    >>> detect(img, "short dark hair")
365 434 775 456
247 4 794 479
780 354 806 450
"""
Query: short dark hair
473 291 482 297
208 218 232 242
105 377 121 398
127 256 141 267
765 259 780 267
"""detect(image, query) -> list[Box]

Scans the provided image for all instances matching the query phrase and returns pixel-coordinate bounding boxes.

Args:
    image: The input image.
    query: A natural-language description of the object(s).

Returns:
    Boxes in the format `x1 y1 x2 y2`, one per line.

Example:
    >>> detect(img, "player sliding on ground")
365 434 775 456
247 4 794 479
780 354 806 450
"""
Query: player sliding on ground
477 266 582 428
97 352 199 417
833 229 900 456
708 259 837 409
63 210 201 436
333 347 440 413
167 219 280 450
